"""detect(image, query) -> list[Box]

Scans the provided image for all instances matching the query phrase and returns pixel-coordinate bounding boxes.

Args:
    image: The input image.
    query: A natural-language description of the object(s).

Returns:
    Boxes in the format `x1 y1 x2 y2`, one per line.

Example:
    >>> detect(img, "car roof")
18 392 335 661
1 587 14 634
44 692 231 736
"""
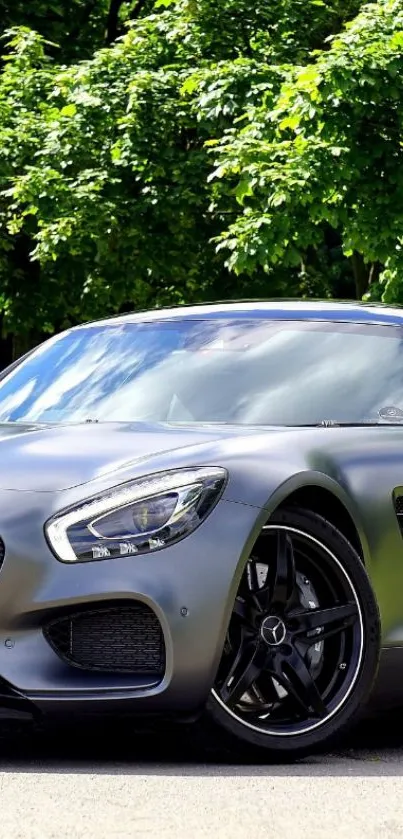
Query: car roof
82 300 403 328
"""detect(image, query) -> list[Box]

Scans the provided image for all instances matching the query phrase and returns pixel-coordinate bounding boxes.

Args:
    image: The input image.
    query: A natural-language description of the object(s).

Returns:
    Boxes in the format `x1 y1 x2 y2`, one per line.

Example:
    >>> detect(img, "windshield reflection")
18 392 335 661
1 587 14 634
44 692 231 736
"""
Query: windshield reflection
0 319 402 426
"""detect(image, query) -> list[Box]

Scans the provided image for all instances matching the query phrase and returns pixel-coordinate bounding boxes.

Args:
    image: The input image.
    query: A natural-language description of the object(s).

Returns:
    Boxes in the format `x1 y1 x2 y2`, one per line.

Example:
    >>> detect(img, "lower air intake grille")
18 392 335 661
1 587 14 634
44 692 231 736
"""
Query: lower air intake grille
44 603 165 675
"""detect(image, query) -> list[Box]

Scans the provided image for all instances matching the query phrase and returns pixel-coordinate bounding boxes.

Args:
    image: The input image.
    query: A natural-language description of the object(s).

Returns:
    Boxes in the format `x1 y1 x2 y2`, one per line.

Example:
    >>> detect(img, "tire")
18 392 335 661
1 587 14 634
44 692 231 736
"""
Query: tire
203 506 380 761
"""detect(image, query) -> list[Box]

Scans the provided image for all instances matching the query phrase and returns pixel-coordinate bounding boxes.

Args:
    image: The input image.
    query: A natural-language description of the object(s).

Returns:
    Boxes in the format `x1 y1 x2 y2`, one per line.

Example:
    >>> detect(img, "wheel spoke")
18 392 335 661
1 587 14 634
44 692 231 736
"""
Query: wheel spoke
216 521 363 734
276 648 328 718
257 671 284 705
232 597 249 622
272 530 296 607
242 560 267 615
259 530 296 611
292 602 358 642
220 636 268 708
231 596 257 631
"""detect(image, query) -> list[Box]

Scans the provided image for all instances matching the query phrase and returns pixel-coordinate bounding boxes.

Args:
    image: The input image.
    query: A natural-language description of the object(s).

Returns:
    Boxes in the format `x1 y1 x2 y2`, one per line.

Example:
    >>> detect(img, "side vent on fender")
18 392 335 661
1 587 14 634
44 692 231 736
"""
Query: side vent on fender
393 492 403 534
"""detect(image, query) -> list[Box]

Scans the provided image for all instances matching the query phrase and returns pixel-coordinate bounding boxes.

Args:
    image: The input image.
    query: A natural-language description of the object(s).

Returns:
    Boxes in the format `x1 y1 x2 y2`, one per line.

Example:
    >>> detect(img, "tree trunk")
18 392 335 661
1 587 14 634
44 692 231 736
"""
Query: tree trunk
351 251 370 299
106 0 125 44
350 253 384 299
368 261 382 288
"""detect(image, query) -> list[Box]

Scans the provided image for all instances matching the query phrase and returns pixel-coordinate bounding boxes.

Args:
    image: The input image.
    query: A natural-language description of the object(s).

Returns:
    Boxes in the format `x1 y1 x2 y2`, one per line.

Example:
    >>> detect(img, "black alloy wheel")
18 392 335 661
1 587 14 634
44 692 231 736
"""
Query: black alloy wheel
206 507 380 760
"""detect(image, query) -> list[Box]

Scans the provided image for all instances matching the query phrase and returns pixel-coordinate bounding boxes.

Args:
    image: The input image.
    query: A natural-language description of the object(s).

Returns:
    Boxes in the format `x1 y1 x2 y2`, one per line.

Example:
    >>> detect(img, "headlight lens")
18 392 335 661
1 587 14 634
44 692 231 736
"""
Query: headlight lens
45 467 227 563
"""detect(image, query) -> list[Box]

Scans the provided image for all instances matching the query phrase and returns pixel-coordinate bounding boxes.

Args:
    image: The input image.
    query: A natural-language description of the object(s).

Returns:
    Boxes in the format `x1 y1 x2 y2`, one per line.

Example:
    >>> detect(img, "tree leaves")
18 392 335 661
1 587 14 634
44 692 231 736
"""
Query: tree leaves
209 0 403 303
0 0 400 354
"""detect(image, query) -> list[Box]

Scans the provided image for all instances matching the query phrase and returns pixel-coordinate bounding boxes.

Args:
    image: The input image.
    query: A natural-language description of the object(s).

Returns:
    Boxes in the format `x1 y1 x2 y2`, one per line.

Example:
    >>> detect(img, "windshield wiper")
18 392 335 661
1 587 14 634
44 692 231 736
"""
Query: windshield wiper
299 420 403 428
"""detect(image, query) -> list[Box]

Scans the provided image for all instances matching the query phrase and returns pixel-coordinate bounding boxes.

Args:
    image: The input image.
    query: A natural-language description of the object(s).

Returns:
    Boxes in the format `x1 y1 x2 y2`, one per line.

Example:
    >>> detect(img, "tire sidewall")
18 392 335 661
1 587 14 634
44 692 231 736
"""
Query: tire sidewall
206 507 380 759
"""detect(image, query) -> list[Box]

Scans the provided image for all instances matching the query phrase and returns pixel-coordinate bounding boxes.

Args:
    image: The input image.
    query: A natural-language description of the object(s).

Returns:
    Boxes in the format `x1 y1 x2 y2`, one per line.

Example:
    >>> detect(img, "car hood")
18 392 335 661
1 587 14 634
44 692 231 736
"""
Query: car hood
0 421 273 492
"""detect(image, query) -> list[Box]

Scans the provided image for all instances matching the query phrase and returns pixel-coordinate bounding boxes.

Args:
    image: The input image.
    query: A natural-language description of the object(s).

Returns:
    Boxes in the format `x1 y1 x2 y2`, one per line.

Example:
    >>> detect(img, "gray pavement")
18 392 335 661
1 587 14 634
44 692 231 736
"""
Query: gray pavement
1 713 403 838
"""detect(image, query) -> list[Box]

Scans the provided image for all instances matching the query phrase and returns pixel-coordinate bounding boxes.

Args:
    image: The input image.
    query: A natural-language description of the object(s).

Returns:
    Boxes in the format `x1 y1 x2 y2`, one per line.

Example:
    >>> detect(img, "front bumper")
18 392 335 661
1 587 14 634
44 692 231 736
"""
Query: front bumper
0 490 265 719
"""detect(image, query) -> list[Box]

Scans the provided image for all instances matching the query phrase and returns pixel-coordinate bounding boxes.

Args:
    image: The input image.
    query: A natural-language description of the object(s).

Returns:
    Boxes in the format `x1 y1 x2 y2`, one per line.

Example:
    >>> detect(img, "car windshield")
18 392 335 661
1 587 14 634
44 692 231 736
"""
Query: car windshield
0 317 402 426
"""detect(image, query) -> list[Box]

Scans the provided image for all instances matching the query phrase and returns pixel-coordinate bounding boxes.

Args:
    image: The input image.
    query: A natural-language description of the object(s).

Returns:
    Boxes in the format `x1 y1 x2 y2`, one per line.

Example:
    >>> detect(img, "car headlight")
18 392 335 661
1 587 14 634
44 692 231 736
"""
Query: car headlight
45 467 227 563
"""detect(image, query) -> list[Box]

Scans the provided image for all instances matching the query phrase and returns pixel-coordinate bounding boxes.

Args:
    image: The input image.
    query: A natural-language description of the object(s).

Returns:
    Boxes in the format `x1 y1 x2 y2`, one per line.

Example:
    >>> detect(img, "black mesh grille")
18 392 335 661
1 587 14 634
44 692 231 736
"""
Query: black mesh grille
0 537 4 571
44 603 165 675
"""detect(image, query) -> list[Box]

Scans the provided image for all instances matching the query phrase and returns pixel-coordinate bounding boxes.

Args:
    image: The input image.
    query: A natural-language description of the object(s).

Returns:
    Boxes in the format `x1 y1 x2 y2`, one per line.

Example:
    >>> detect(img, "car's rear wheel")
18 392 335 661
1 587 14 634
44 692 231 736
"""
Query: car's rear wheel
205 507 380 760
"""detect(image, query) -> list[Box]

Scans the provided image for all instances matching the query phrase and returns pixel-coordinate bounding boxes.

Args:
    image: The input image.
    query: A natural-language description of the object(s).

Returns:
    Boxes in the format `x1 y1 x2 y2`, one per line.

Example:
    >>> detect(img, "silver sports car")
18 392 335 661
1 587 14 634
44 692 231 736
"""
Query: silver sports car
0 299 402 759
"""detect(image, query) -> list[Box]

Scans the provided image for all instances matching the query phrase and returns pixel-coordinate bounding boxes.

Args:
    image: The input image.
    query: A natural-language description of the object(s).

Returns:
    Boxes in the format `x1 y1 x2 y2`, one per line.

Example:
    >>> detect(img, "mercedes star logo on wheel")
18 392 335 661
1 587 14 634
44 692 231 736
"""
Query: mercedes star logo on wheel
260 616 287 646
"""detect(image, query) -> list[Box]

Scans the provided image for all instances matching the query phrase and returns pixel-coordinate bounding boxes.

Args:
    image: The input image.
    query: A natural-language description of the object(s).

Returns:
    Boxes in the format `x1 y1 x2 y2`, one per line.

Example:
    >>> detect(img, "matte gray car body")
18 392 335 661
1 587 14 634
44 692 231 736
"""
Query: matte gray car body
0 300 401 732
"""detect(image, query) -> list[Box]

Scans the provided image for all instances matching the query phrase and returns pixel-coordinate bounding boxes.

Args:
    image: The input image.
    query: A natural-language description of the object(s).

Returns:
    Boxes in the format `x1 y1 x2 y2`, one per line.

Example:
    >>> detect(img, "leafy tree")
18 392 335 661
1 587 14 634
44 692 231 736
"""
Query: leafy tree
0 0 400 362
0 2 107 61
210 0 403 302
0 1 158 61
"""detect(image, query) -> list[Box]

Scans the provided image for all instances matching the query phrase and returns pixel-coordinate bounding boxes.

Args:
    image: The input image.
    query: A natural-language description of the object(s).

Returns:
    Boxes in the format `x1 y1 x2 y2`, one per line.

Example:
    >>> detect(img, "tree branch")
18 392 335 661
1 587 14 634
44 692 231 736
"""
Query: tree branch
368 261 383 288
106 0 126 44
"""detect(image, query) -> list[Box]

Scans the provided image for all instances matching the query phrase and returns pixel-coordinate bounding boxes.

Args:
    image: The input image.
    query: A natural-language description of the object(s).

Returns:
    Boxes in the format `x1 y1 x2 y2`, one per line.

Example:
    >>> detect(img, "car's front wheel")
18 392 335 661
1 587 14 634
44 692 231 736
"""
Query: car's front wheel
205 506 380 760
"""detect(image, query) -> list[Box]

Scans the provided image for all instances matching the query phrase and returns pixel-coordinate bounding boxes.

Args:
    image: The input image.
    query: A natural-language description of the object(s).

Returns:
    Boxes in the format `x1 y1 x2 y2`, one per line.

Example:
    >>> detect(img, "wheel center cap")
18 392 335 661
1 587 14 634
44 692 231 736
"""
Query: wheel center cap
260 616 287 646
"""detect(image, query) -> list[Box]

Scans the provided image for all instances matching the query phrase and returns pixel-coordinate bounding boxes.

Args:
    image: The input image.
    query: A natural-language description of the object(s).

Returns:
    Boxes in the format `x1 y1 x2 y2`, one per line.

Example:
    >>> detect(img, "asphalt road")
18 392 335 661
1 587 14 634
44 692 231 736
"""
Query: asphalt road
1 712 403 839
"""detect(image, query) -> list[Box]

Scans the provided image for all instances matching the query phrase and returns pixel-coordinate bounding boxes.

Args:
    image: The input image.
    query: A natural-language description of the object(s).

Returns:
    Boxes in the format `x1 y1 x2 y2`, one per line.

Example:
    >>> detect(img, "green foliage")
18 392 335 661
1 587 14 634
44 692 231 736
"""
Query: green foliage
0 0 402 353
0 26 221 332
0 2 110 62
211 0 403 302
